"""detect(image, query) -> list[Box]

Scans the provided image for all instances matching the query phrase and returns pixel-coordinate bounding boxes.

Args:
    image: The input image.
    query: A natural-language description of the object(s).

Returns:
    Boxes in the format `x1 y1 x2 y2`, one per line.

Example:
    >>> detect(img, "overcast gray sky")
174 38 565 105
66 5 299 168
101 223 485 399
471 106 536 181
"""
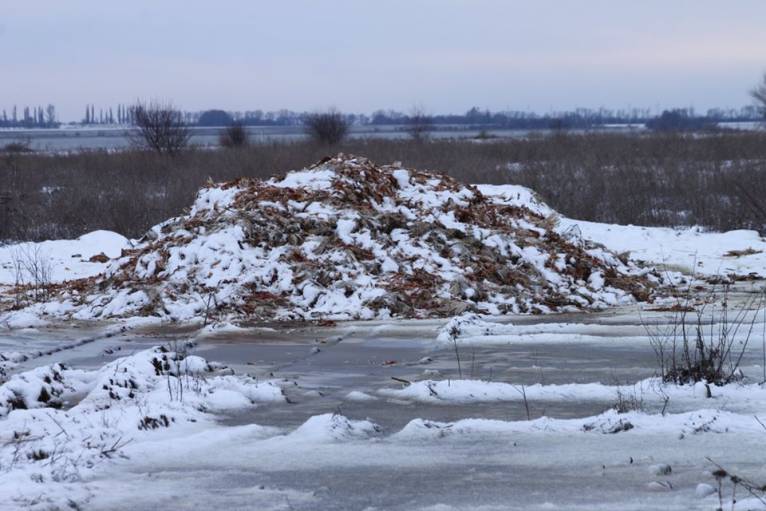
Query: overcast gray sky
2 0 765 121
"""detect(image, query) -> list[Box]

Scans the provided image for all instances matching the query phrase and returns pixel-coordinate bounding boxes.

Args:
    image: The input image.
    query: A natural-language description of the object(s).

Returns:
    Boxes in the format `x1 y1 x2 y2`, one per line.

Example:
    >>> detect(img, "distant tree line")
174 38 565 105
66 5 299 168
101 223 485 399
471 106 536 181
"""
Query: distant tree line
0 105 58 128
189 105 763 131
193 109 360 127
2 102 763 131
370 105 763 130
77 103 191 126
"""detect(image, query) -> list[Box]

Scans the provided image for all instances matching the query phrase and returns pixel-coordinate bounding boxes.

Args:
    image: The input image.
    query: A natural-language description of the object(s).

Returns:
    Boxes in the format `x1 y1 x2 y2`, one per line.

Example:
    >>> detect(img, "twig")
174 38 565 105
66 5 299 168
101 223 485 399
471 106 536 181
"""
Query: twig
514 384 531 420
452 335 463 379
45 412 71 439
706 457 766 507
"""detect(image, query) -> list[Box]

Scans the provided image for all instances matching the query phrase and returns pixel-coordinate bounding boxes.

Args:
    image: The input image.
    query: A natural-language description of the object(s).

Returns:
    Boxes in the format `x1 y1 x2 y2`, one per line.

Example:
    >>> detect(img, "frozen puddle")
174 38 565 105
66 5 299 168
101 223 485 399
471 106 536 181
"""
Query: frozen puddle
2 304 766 510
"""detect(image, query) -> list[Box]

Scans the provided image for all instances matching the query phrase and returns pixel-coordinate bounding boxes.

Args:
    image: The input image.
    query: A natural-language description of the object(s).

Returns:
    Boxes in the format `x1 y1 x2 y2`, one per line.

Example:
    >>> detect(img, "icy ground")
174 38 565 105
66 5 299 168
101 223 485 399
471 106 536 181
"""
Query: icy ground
2 292 766 510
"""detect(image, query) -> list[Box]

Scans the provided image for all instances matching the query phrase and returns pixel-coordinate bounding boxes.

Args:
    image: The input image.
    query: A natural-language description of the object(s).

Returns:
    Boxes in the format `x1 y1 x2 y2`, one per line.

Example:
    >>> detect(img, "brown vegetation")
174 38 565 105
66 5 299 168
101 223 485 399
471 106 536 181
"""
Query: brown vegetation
2 132 766 242
219 122 249 148
45 155 659 321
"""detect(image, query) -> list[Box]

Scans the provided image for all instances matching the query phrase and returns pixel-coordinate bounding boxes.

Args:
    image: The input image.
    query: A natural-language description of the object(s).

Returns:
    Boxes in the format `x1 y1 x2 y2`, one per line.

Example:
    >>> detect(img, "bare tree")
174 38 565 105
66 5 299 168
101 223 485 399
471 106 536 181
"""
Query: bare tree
406 106 432 141
219 122 249 148
44 105 56 126
129 101 191 154
753 73 766 119
303 109 349 146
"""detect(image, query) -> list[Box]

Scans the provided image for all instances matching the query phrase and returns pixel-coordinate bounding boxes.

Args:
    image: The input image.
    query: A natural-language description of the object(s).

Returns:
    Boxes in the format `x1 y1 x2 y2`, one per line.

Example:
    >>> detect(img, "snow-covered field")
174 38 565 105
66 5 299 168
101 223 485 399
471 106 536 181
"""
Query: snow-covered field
1 156 766 510
0 230 131 285
557 218 766 277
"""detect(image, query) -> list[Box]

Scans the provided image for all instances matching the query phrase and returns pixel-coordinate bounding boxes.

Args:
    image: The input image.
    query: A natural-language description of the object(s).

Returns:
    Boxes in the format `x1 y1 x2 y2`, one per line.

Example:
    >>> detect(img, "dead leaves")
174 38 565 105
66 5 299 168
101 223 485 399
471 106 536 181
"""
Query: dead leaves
48 154 657 321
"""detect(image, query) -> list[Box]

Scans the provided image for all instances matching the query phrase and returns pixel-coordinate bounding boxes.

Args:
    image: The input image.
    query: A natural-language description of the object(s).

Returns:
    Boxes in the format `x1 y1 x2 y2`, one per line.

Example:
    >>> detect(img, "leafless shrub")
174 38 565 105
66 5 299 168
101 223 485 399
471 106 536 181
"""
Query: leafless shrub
219 122 249 148
406 107 432 141
129 101 191 154
304 109 349 146
643 285 765 385
10 245 54 305
613 387 644 413
160 340 209 402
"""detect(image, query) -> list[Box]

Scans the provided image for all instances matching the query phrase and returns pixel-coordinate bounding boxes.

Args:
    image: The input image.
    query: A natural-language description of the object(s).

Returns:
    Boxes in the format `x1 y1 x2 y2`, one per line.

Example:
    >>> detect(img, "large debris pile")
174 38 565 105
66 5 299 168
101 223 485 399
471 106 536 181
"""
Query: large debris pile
54 155 660 322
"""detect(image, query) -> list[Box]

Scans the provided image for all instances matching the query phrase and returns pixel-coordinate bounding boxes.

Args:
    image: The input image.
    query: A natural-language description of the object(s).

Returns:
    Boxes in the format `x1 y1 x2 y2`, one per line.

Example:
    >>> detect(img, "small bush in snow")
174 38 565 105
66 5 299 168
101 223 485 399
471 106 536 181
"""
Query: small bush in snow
9 244 54 305
613 387 645 414
644 285 763 385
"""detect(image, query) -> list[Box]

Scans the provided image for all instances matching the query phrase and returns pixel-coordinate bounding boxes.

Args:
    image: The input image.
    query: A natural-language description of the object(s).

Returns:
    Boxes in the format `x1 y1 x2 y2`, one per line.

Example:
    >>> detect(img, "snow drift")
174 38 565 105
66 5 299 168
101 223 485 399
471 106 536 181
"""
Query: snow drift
13 155 662 323
0 346 286 508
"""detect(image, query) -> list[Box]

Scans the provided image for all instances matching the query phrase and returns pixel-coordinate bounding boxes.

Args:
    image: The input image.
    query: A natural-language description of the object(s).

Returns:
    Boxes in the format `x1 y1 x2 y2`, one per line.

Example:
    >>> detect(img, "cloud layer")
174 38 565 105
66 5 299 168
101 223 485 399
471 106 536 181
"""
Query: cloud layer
2 0 764 120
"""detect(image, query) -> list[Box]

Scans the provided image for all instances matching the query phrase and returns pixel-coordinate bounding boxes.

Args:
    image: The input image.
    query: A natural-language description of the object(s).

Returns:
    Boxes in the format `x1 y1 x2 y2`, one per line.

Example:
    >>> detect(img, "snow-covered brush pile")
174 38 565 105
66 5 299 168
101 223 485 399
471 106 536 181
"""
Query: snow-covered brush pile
49 154 662 322
0 346 285 508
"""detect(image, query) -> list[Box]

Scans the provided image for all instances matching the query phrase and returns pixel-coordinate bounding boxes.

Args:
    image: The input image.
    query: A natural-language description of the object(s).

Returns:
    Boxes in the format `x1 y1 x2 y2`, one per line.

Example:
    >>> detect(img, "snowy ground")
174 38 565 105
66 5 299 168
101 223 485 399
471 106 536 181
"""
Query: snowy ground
0 230 131 285
2 297 766 510
0 231 131 329
557 218 766 278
